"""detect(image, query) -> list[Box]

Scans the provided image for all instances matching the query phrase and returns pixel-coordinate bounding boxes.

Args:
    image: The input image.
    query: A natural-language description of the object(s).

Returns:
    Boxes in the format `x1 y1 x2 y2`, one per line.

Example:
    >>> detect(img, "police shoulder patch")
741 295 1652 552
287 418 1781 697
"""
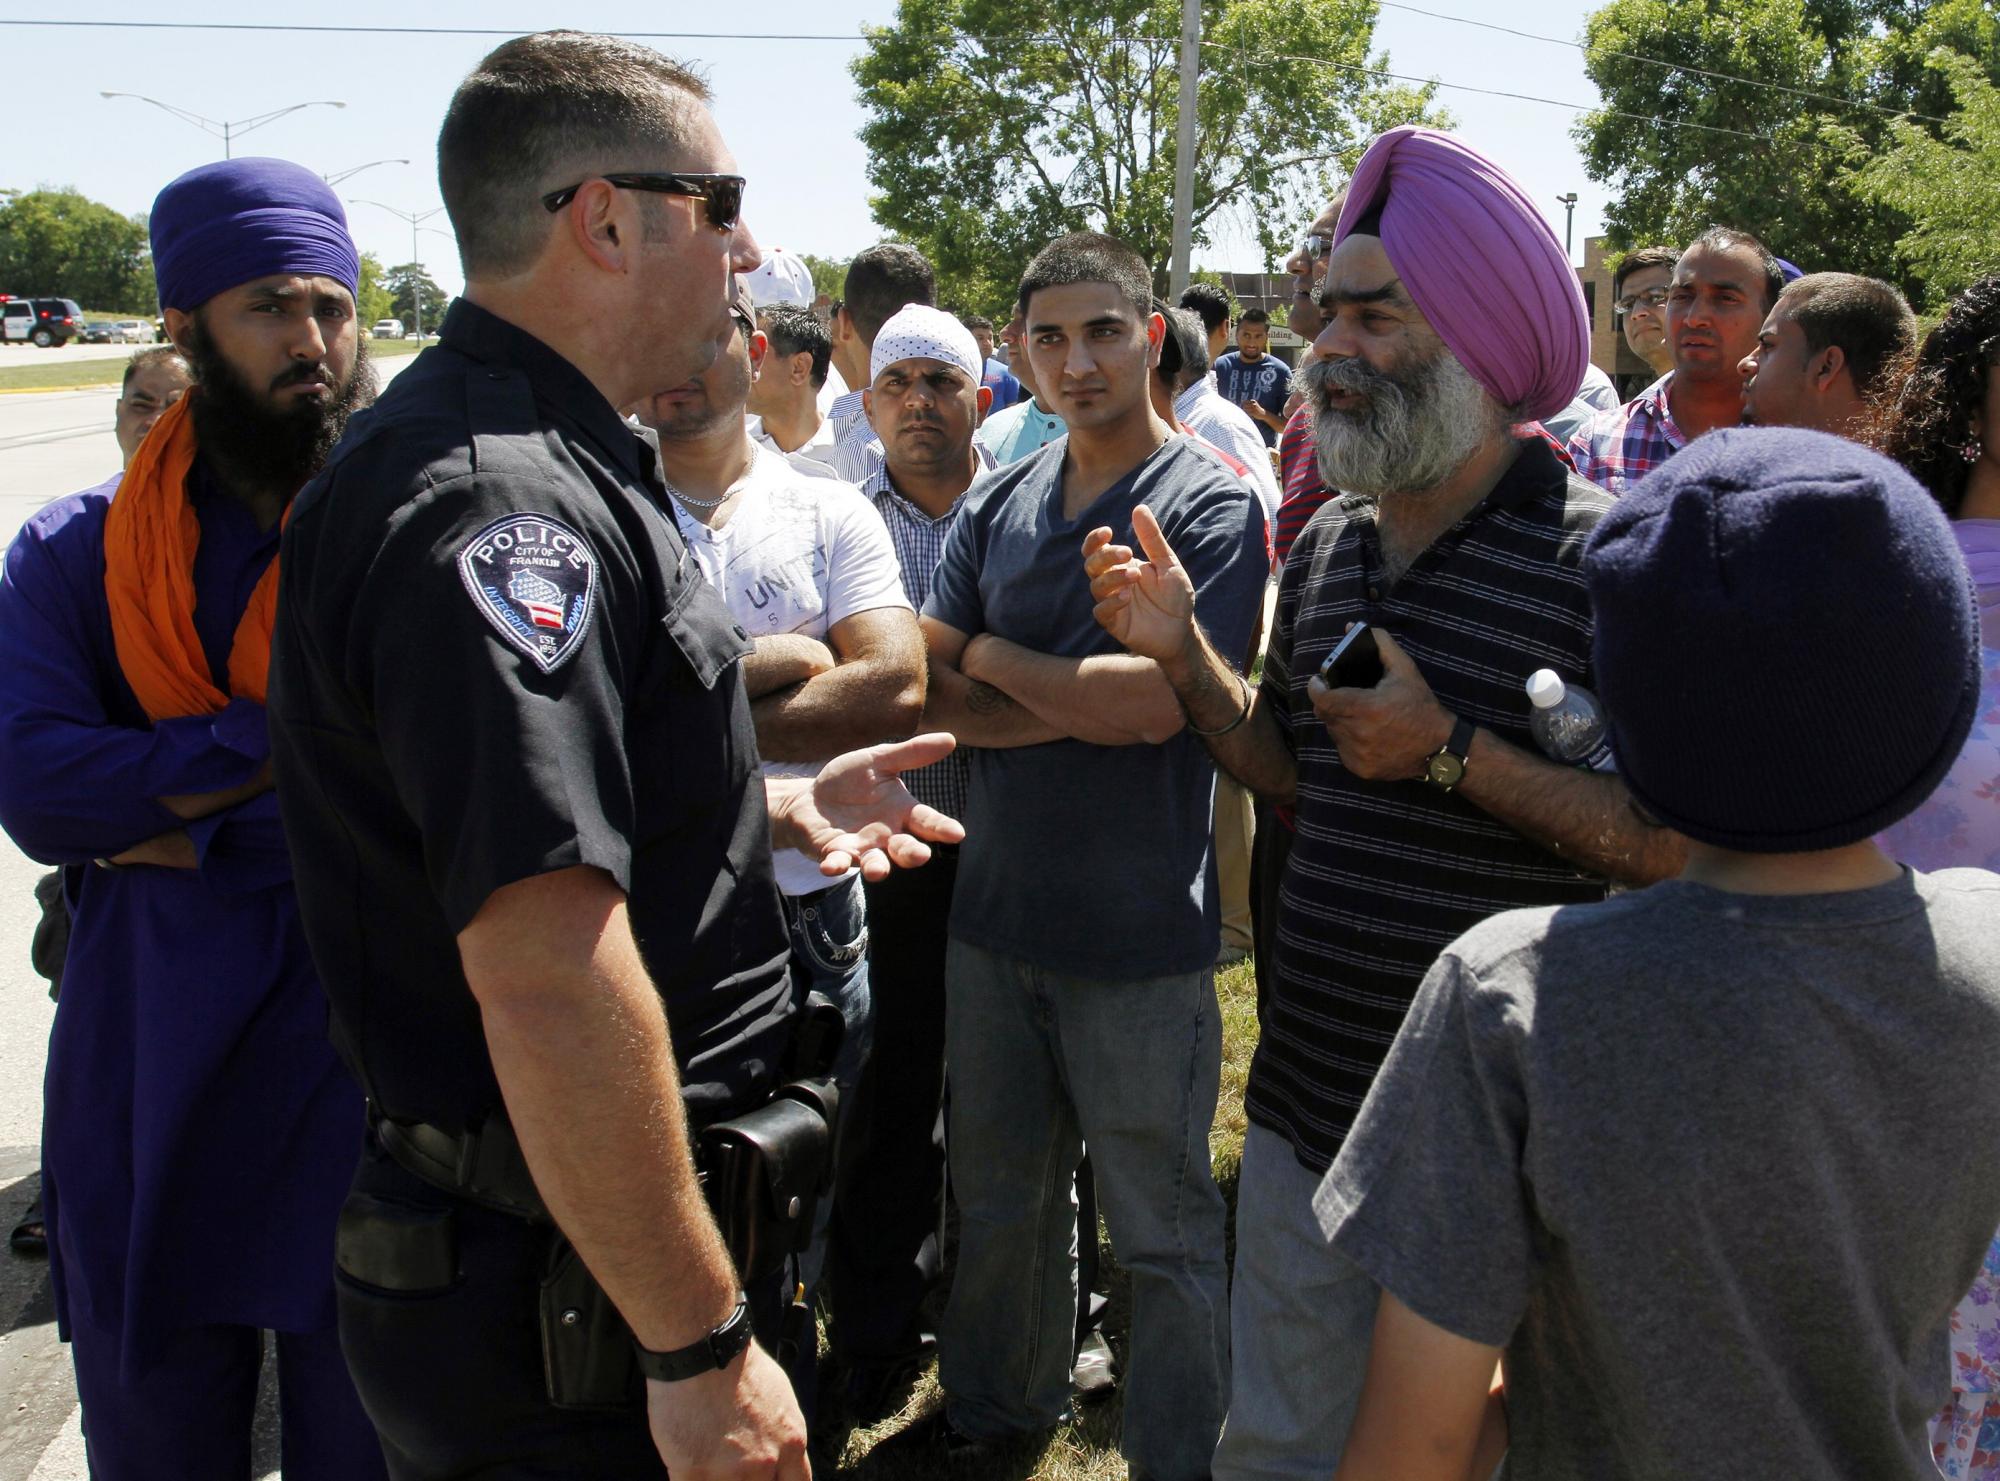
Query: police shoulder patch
455 512 599 673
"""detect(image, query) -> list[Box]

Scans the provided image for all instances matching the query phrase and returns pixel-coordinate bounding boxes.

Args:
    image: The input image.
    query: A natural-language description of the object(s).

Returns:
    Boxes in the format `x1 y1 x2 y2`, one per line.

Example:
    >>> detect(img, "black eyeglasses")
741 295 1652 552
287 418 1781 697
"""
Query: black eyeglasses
540 172 746 231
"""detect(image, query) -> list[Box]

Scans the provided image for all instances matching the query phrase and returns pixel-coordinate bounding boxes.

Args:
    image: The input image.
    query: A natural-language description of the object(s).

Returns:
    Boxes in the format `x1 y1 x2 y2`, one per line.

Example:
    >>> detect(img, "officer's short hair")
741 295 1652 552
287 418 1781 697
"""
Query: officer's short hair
1779 273 1918 404
1237 307 1271 330
441 31 713 280
758 305 832 390
1020 232 1153 323
842 244 936 347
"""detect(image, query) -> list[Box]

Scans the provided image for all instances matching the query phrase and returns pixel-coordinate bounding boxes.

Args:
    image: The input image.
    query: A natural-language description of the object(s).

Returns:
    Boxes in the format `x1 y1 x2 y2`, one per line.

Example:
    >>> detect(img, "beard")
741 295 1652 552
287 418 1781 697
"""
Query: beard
1303 347 1500 496
183 317 373 498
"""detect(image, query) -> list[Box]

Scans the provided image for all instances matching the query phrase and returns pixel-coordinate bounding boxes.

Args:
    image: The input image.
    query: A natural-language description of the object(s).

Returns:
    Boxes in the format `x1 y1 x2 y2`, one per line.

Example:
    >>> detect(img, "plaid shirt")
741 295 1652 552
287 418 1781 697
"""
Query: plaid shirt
863 449 996 821
1565 372 1686 496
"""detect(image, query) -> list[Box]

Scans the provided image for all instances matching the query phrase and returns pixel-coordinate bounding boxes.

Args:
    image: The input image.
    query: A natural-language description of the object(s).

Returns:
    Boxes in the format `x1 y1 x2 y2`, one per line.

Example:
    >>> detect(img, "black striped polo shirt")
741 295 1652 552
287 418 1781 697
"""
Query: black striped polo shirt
1253 435 1615 1173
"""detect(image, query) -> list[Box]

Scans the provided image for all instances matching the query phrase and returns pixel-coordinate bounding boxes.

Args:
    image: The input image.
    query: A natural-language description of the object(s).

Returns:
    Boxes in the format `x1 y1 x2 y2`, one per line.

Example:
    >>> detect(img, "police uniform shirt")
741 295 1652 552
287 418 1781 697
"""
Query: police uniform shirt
268 298 795 1134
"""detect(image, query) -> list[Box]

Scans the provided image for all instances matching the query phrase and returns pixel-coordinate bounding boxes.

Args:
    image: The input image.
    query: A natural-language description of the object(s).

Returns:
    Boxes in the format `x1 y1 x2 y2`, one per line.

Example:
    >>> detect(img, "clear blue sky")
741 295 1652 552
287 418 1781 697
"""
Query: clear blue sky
0 1 1615 301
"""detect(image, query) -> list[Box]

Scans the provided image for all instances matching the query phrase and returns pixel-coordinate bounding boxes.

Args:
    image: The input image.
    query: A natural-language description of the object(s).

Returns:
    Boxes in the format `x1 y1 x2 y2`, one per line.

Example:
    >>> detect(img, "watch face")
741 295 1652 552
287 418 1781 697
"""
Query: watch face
1427 752 1465 789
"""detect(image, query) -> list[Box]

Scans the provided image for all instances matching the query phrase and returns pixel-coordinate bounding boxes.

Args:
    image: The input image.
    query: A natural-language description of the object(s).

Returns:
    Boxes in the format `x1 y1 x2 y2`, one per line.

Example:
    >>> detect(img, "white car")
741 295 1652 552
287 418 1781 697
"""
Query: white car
371 318 404 340
114 320 149 343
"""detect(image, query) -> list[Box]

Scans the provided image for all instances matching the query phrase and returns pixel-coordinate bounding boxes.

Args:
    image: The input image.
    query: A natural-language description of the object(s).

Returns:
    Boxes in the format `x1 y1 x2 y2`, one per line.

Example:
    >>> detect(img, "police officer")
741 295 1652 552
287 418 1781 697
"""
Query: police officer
266 31 960 1480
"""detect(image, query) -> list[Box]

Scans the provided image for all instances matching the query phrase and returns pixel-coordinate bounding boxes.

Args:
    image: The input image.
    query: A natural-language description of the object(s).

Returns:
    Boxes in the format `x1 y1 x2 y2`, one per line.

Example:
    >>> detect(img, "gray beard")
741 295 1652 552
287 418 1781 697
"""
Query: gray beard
1304 350 1498 497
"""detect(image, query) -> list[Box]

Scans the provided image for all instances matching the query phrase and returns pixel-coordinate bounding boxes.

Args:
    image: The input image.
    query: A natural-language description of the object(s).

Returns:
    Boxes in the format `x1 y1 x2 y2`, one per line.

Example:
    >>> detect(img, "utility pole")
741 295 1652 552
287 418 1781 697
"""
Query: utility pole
356 201 446 339
1168 0 1201 299
1557 192 1579 259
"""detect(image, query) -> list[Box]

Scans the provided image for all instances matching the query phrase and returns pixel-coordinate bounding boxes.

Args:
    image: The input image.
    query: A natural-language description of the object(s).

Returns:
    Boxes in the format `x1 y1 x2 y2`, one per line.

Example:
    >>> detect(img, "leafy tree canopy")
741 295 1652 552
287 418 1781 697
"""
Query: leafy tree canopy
1844 45 2000 309
1574 0 1999 303
382 261 449 334
0 187 154 313
852 0 1446 315
355 253 394 328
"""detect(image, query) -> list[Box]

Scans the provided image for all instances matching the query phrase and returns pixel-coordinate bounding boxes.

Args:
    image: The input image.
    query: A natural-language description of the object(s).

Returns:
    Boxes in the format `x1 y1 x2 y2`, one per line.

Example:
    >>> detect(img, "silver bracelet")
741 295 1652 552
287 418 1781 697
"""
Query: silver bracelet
1186 673 1252 737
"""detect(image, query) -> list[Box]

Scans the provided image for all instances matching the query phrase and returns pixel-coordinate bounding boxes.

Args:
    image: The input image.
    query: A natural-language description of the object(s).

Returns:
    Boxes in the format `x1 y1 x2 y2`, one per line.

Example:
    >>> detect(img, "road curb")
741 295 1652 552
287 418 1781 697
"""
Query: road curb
0 385 112 397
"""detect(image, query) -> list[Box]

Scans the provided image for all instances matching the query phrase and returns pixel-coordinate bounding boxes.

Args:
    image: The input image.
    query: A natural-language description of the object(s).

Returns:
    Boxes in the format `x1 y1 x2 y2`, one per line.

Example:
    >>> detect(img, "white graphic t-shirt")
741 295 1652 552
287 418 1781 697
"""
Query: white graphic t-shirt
670 444 912 894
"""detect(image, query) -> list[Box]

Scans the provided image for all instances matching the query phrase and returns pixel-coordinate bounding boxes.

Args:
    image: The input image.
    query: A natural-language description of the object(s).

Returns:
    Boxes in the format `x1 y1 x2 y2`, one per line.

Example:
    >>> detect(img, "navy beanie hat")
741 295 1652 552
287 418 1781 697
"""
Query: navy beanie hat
1583 426 1981 853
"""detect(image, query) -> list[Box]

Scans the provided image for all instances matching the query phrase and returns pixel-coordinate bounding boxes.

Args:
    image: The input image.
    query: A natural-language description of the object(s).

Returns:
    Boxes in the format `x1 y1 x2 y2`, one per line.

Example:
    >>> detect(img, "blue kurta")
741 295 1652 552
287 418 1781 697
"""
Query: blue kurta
0 463 361 1383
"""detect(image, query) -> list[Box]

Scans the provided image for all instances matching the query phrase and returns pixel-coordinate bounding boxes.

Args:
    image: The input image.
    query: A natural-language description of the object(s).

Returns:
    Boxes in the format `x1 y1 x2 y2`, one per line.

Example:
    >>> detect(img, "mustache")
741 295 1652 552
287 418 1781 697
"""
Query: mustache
271 362 334 391
1300 356 1400 402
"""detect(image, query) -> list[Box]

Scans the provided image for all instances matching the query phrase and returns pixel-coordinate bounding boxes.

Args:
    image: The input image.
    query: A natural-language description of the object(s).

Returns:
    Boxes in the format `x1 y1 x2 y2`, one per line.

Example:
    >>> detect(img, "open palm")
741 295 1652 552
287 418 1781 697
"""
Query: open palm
791 734 967 879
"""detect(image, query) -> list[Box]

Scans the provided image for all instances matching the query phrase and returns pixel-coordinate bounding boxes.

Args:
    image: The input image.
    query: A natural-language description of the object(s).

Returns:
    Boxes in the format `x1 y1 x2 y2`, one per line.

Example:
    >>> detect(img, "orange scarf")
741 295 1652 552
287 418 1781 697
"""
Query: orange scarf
103 395 281 722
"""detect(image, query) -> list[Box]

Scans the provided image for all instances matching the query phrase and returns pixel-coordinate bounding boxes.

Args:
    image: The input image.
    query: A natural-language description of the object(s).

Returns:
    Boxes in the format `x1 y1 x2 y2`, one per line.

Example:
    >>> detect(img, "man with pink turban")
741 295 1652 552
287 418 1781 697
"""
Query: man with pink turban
1083 125 1688 1477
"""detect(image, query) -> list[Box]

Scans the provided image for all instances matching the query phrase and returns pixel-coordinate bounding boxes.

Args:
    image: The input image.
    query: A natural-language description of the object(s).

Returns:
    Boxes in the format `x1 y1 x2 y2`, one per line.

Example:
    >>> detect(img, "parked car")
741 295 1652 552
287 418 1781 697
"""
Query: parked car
0 296 85 347
114 320 150 343
81 321 118 344
371 318 404 340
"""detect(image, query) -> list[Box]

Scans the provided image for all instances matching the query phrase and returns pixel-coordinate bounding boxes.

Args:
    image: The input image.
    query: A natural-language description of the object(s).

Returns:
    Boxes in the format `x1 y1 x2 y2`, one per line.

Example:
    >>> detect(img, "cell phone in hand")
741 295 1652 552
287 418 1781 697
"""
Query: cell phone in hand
1317 623 1385 689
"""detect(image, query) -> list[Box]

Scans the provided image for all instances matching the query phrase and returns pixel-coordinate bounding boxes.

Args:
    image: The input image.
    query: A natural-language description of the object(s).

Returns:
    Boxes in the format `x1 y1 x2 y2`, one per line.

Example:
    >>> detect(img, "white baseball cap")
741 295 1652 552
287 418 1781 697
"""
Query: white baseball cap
743 248 816 308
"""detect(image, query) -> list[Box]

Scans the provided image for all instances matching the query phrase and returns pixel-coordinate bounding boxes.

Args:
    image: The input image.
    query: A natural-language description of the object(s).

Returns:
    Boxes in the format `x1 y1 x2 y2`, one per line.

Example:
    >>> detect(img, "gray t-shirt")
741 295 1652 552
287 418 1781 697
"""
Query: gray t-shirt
1315 868 2000 1480
924 435 1268 978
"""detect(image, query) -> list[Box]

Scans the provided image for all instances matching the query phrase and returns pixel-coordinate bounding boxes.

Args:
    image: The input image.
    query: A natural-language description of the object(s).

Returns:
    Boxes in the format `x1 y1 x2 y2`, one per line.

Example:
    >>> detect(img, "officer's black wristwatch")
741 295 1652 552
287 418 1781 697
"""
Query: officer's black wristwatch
633 1294 753 1381
1424 716 1477 793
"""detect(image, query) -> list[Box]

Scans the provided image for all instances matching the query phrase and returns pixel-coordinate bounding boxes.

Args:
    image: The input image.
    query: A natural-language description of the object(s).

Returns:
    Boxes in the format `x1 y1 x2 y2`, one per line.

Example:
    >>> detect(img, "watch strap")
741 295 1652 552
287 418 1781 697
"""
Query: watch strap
1443 715 1476 763
633 1294 753 1382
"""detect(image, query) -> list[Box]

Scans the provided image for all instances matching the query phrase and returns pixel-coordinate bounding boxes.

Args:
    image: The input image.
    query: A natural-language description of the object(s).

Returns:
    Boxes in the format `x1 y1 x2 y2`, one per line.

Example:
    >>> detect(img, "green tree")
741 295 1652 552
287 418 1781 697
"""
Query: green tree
797 253 849 301
1845 46 2000 308
1573 0 2000 300
852 0 1446 314
355 253 394 327
0 187 153 312
383 261 449 335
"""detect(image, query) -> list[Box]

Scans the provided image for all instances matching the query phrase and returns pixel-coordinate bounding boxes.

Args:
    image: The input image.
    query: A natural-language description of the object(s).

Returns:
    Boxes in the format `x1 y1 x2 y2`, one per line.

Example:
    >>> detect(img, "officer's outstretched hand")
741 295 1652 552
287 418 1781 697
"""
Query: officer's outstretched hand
647 1339 810 1479
770 733 968 881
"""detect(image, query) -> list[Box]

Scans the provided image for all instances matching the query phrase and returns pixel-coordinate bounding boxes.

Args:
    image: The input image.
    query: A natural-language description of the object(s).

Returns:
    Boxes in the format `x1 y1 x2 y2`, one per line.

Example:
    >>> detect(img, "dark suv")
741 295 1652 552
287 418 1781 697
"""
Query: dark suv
0 297 86 348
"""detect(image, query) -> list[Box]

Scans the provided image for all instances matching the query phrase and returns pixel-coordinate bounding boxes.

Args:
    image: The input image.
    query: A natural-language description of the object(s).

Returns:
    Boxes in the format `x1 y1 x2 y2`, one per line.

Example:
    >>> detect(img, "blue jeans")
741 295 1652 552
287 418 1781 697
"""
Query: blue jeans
940 938 1229 1481
1211 1123 1379 1480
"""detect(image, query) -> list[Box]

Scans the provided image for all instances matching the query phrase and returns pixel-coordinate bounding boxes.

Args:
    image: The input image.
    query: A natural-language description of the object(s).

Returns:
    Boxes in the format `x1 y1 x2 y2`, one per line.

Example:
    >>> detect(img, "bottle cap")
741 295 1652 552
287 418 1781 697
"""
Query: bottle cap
1526 668 1567 709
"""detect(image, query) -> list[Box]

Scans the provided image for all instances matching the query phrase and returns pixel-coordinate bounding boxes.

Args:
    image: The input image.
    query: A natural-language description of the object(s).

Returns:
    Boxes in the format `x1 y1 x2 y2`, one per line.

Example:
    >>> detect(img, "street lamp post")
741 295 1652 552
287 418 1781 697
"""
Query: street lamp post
355 201 447 339
324 159 410 187
1557 192 1580 259
100 93 346 158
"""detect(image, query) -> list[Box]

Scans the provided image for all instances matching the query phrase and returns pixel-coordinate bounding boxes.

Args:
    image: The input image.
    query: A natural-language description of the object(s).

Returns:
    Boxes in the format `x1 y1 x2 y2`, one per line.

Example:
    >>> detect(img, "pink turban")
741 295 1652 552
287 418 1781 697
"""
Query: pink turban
1335 126 1588 423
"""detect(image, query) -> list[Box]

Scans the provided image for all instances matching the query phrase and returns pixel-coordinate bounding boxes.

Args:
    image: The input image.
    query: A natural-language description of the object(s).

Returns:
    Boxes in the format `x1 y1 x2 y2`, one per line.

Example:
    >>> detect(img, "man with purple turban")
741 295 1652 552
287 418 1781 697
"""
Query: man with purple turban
1084 125 1689 1476
0 158 383 1475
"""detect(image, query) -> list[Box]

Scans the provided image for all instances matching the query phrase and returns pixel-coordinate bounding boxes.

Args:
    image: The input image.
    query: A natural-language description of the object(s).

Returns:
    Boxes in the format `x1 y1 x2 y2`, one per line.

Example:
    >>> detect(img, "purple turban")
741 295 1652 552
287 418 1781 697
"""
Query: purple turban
150 158 361 313
1335 127 1588 423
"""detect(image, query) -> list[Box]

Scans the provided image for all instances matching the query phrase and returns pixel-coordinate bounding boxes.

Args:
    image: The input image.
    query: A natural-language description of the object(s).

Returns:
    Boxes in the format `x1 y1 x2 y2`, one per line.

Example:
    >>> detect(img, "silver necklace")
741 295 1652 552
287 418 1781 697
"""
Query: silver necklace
663 479 729 511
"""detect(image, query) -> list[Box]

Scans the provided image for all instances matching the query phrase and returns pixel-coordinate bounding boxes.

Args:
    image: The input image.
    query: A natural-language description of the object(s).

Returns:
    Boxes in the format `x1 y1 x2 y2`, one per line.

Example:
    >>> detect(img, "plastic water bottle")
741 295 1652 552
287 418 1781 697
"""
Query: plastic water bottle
1525 669 1616 771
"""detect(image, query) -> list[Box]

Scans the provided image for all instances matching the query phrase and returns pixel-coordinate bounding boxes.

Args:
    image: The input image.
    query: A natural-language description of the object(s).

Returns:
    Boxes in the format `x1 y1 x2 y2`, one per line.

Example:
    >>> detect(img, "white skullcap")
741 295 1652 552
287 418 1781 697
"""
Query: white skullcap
870 304 982 385
743 248 816 308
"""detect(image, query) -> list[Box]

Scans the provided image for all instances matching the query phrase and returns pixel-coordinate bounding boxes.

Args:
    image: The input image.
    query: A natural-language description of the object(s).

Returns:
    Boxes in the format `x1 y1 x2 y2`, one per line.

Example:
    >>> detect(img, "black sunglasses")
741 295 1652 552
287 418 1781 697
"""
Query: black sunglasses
540 172 746 231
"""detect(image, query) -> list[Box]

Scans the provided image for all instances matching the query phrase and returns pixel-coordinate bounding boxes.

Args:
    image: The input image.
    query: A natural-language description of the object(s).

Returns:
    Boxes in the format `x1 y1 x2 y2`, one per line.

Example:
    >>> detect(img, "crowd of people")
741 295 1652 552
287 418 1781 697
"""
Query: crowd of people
1 24 1998 1481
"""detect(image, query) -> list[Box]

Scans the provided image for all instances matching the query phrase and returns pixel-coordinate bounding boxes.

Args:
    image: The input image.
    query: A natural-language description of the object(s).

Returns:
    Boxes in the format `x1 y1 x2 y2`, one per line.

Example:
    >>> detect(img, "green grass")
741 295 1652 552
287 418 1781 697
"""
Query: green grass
812 957 1259 1480
0 336 427 394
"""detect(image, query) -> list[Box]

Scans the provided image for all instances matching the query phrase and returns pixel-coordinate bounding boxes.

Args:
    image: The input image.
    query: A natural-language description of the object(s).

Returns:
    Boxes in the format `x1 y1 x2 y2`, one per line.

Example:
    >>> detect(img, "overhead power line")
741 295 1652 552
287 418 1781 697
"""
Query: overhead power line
0 14 1942 129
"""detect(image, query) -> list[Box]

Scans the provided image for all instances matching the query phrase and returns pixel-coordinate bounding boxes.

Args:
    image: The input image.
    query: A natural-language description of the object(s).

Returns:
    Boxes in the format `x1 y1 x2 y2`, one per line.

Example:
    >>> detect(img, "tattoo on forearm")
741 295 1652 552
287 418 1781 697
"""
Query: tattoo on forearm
966 681 1014 715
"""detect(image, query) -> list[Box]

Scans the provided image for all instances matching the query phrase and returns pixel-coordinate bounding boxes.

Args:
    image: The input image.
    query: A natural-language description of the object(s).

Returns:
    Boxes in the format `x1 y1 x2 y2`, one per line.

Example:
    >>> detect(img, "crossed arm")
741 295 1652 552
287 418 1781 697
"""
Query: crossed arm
1088 505 1687 888
919 604 1187 750
745 606 927 763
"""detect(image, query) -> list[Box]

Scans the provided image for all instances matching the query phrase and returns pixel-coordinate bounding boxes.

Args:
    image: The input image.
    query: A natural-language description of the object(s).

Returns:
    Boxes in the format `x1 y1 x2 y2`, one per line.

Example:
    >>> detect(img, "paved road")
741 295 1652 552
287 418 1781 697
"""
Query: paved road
0 362 413 1479
0 335 433 369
